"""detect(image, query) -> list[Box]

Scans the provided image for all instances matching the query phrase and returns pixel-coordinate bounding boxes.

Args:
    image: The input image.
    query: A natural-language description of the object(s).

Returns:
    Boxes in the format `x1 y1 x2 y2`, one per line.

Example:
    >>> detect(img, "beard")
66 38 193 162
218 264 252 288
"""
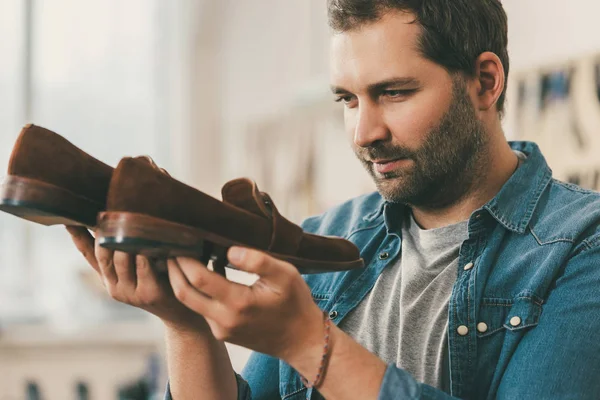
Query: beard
355 76 489 209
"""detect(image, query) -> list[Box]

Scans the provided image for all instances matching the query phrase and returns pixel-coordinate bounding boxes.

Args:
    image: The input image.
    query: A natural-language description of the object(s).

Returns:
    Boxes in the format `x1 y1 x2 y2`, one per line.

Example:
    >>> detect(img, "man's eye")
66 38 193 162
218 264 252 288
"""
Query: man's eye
383 89 413 98
334 95 355 104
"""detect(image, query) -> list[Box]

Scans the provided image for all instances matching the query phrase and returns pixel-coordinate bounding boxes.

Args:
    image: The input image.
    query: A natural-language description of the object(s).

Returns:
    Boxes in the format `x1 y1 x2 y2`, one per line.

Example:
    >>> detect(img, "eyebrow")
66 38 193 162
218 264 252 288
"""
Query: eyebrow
331 77 421 95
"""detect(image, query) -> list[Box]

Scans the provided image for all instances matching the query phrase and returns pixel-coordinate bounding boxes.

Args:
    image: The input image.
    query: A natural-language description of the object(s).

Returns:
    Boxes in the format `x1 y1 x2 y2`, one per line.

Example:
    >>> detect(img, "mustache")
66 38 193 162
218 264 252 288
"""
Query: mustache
357 144 416 163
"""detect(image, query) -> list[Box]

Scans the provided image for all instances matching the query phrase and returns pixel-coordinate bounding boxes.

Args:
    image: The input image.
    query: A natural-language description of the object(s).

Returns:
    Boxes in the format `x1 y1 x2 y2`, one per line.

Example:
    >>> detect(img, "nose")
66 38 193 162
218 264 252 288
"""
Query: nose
352 101 389 148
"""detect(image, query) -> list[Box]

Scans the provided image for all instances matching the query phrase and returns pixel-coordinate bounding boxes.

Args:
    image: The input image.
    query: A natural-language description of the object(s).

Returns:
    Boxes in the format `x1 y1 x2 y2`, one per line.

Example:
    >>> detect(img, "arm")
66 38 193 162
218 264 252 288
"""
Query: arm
165 322 279 400
286 324 457 400
165 335 282 400
167 247 459 400
165 324 239 400
285 323 386 399
66 227 242 400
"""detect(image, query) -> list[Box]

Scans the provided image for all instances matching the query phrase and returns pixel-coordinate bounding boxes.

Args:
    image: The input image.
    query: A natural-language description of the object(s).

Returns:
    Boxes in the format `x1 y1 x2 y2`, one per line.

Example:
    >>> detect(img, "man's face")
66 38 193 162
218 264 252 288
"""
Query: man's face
330 11 488 208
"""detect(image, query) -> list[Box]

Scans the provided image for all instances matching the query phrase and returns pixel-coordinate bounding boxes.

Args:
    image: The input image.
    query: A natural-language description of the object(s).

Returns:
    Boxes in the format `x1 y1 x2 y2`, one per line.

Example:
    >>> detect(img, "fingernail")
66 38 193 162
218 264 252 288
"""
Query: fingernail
228 247 246 264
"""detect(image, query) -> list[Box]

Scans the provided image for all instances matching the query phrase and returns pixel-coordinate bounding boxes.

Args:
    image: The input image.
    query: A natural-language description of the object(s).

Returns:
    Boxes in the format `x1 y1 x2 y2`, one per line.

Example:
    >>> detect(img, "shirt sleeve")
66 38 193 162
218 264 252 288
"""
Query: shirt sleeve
494 239 600 399
378 365 458 400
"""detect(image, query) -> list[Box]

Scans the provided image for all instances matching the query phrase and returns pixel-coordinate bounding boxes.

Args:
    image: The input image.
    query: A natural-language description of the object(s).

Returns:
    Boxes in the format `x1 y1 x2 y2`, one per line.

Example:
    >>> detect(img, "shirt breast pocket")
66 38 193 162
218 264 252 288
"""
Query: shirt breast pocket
477 296 543 339
472 296 544 398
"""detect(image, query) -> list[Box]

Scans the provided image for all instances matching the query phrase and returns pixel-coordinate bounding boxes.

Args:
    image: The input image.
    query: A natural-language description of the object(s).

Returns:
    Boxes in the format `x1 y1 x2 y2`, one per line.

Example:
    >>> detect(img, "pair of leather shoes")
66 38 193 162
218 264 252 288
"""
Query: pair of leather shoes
0 124 364 274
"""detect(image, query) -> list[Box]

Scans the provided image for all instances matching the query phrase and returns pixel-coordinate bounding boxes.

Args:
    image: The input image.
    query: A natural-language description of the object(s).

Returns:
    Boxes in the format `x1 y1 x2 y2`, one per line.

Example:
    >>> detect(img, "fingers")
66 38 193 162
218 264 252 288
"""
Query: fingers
227 247 295 280
96 251 163 305
113 251 137 291
66 226 100 273
134 255 166 305
93 242 136 291
175 257 247 301
95 240 118 286
167 258 219 320
67 227 169 310
136 255 159 288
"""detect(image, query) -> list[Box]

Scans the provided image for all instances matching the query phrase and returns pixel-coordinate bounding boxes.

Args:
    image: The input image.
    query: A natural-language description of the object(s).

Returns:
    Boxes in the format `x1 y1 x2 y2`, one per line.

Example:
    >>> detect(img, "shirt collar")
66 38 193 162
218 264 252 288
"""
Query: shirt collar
483 141 552 233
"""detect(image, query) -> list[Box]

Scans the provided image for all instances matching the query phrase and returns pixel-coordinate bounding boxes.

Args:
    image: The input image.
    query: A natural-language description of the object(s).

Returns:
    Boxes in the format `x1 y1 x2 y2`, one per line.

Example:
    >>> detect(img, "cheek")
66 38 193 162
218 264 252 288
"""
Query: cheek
385 89 452 147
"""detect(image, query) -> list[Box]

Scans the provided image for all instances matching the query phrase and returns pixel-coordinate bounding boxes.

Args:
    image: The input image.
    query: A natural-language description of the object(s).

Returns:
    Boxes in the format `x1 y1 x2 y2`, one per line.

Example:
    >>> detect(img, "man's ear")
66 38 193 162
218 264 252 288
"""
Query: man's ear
473 51 505 112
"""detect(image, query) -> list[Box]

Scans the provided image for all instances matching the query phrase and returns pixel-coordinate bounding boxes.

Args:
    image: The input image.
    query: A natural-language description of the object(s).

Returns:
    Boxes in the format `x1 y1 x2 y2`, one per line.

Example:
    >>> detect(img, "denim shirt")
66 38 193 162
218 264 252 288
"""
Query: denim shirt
165 141 600 399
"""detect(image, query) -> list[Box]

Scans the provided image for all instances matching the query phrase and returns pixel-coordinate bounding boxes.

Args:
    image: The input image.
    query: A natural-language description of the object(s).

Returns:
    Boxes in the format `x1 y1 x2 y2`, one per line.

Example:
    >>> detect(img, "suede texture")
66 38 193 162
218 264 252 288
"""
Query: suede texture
8 124 113 206
222 179 360 262
108 159 360 262
106 157 272 249
222 180 304 254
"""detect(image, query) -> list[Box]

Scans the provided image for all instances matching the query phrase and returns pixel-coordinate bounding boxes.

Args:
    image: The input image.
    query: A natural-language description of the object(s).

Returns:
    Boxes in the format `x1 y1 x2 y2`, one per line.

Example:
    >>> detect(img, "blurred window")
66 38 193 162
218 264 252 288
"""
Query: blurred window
0 0 170 324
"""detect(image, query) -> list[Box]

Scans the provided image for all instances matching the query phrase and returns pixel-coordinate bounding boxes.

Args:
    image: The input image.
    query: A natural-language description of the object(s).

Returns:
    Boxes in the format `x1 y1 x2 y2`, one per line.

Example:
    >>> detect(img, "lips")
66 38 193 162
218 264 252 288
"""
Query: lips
372 158 410 174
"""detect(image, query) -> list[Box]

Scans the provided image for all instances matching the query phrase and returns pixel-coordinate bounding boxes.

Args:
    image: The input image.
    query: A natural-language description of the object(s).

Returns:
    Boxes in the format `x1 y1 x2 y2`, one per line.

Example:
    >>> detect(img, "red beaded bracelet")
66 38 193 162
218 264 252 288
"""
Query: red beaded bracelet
300 311 332 392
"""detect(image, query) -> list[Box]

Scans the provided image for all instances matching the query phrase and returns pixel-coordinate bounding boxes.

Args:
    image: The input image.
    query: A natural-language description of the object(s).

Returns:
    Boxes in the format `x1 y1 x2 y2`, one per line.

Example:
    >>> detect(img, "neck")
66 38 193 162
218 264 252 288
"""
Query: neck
411 128 518 230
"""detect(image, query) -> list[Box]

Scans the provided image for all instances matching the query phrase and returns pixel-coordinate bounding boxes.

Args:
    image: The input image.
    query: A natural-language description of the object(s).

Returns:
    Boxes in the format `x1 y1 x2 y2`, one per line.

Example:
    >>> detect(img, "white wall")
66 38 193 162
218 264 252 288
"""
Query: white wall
504 0 600 72
217 0 331 180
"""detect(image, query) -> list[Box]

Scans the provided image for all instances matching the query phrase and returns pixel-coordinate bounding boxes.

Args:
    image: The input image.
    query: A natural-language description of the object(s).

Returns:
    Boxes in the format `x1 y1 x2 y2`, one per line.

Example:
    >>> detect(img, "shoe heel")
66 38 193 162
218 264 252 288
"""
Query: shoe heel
97 211 230 276
0 175 103 227
96 211 222 257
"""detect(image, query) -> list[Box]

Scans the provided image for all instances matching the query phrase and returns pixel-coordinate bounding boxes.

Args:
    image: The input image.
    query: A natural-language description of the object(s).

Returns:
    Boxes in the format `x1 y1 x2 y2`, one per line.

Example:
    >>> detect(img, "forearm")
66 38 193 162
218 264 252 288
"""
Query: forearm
287 324 387 400
165 323 238 400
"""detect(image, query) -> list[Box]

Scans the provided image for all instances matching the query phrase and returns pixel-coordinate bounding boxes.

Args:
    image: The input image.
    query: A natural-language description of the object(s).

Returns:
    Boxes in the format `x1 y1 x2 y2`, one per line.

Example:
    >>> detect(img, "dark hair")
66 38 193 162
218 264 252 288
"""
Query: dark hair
328 0 509 116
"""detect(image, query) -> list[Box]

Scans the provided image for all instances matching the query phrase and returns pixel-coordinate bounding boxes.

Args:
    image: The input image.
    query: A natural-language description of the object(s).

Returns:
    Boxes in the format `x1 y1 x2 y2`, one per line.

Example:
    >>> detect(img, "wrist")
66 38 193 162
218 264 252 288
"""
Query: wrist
163 318 212 339
283 310 334 379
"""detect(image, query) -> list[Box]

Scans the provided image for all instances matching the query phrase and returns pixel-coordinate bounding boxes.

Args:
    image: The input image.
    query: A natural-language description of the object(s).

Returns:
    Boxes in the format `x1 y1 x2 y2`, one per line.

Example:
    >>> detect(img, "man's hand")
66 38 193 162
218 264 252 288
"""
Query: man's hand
168 247 388 400
66 226 209 333
167 246 325 363
68 226 241 399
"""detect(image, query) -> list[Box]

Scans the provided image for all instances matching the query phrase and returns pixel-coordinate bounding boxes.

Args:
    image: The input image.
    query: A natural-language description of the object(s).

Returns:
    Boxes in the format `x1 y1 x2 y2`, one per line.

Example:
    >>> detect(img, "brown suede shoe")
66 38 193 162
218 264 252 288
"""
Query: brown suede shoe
0 124 113 227
96 157 364 274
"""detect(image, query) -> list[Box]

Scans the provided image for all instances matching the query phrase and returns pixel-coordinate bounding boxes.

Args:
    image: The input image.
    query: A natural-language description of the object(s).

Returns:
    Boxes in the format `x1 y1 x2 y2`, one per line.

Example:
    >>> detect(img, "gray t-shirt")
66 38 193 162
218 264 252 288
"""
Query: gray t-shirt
339 210 469 393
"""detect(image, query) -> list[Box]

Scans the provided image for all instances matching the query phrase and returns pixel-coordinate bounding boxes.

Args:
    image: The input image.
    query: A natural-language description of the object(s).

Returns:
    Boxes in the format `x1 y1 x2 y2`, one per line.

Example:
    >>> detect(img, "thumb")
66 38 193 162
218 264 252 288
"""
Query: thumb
227 247 294 279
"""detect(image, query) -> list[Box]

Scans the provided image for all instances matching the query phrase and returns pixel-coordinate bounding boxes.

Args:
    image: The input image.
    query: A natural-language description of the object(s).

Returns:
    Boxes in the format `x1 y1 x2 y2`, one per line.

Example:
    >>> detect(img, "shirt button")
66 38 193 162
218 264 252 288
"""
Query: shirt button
379 252 390 260
477 322 488 333
463 262 474 271
457 325 469 336
510 316 522 327
329 310 338 320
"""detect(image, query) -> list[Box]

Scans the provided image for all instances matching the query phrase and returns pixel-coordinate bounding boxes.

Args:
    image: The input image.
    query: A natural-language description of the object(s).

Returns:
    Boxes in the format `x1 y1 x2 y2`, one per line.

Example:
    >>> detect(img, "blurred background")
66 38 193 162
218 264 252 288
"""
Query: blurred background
0 0 599 398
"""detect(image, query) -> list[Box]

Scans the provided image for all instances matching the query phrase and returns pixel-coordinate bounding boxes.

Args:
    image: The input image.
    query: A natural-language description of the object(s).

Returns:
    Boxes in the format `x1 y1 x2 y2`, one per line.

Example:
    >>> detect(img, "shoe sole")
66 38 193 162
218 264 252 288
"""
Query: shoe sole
96 211 365 274
0 175 103 228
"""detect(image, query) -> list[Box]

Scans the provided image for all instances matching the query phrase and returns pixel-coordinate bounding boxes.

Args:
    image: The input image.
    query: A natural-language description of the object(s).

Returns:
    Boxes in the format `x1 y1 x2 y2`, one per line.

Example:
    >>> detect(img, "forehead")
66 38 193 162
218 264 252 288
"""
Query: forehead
330 11 442 89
